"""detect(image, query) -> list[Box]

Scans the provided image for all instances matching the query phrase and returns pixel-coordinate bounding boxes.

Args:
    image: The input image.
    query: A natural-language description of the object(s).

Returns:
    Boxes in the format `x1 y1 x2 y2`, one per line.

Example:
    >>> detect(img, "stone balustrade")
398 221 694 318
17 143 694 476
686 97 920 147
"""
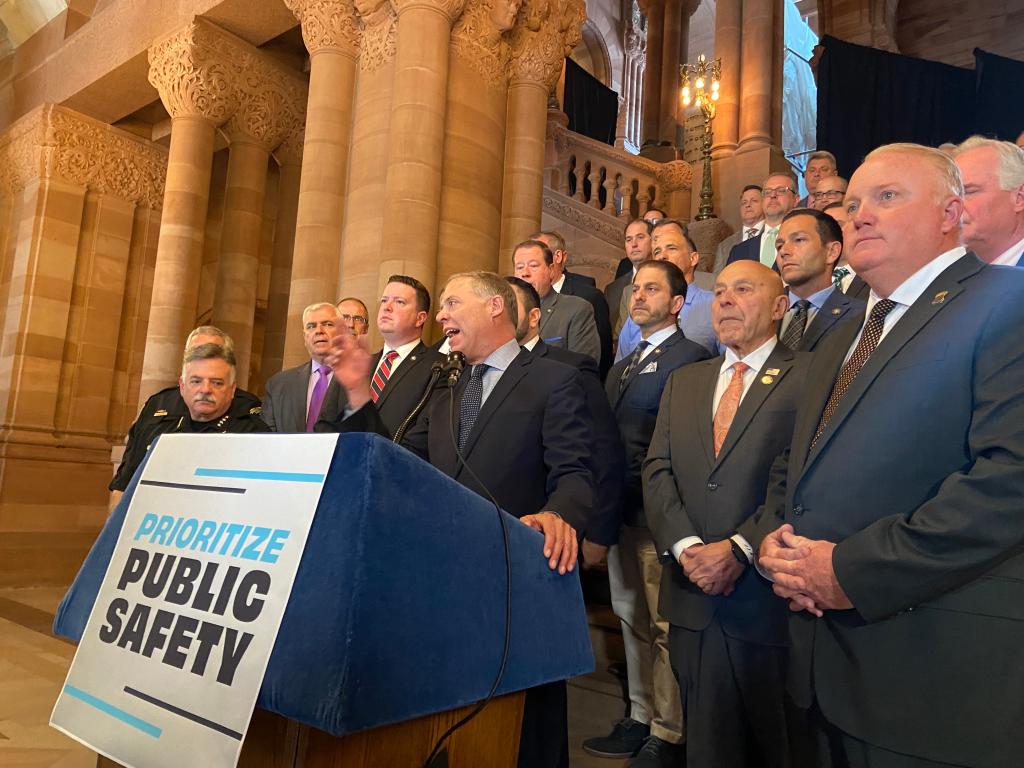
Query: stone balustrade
546 118 693 222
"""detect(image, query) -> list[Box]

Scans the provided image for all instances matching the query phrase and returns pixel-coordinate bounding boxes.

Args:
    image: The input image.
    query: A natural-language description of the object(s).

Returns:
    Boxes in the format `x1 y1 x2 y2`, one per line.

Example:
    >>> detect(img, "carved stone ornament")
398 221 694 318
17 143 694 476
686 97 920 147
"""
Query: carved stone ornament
451 0 516 88
274 125 306 167
357 0 397 73
284 0 362 56
507 0 585 87
542 193 623 247
657 159 693 192
389 0 468 22
147 22 239 122
0 105 168 207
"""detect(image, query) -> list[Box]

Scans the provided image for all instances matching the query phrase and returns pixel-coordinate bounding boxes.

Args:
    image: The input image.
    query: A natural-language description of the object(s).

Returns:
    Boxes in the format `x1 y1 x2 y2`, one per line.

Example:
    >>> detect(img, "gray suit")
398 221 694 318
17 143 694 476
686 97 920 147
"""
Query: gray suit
604 271 632 341
712 230 741 276
261 360 348 433
786 287 865 353
538 290 601 363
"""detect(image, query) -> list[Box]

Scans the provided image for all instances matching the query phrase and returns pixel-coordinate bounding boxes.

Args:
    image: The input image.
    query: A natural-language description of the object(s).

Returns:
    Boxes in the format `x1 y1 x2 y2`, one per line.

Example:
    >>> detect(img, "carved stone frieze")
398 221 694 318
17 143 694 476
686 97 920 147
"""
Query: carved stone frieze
358 1 397 73
451 0 517 88
0 105 168 207
274 126 306 167
542 192 624 248
284 0 362 56
389 0 467 22
656 159 693 192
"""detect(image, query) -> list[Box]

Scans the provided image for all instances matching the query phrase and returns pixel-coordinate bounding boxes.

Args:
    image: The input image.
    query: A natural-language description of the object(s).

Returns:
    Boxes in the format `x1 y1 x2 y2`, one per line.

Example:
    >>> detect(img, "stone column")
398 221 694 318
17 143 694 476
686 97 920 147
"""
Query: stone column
338 0 398 316
144 23 238 400
434 0 518 290
711 0 740 156
498 0 586 271
738 0 773 149
212 114 284 388
282 0 361 368
263 130 303 380
375 0 468 304
640 0 664 146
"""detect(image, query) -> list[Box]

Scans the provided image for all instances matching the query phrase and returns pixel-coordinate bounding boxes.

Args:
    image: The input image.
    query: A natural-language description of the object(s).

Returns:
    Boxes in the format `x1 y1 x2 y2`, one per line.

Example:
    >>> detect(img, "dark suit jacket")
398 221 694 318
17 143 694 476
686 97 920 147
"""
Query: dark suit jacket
337 348 593 532
844 274 871 301
752 255 1024 767
788 287 865 353
562 269 596 288
726 231 763 265
262 361 347 433
532 340 624 545
605 272 632 338
607 330 712 530
560 274 613 378
370 341 445 438
644 343 806 646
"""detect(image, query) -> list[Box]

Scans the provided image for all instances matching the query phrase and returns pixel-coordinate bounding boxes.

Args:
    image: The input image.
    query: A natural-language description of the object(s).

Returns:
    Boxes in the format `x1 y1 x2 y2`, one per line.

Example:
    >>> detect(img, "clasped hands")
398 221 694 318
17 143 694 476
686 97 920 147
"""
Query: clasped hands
680 540 744 596
757 524 852 616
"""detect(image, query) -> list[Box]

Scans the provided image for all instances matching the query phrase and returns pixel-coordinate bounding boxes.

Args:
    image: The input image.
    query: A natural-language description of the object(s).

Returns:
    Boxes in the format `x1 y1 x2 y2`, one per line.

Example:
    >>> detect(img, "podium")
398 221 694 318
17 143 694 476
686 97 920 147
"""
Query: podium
54 434 595 766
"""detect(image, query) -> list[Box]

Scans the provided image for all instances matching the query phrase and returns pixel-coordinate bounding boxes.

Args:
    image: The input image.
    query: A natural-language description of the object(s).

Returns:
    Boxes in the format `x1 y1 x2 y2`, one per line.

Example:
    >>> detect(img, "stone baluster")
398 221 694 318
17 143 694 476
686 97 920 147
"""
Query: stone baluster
603 175 618 215
572 162 586 202
282 0 361 367
619 181 634 219
143 21 238 399
588 167 603 209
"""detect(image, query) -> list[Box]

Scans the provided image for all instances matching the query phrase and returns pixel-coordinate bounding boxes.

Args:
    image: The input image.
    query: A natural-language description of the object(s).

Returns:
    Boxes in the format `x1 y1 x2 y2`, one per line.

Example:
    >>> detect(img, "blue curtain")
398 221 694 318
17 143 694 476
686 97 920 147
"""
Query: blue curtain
973 48 1024 141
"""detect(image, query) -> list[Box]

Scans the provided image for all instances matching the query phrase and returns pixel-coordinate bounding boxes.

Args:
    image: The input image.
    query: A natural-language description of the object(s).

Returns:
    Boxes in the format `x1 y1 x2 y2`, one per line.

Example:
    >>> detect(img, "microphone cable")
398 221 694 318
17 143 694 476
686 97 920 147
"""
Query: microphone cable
422 357 513 768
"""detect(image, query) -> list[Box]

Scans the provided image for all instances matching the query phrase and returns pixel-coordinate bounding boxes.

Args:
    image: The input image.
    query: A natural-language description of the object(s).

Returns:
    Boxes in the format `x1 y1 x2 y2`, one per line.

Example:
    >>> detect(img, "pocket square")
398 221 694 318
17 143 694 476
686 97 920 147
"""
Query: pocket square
640 361 658 374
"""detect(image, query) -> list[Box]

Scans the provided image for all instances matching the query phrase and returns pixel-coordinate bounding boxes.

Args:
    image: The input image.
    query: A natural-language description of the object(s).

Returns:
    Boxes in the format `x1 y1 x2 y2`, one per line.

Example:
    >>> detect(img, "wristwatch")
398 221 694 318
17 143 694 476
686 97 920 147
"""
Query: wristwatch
729 539 749 566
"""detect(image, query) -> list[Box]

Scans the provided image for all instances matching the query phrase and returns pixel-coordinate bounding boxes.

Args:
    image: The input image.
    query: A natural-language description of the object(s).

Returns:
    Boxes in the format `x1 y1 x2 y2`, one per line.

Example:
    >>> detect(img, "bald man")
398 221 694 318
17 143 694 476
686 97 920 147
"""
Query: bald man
644 261 808 768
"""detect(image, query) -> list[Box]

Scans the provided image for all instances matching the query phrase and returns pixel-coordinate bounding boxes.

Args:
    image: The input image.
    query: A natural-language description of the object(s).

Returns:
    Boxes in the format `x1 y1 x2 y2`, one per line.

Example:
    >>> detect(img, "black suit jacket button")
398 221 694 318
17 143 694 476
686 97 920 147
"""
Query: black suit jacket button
793 504 804 516
707 482 719 491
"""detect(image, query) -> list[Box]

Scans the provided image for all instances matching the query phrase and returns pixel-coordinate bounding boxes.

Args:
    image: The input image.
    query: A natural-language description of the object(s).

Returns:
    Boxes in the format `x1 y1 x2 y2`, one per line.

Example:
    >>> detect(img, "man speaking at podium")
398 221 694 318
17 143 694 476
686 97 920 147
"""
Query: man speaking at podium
323 270 592 768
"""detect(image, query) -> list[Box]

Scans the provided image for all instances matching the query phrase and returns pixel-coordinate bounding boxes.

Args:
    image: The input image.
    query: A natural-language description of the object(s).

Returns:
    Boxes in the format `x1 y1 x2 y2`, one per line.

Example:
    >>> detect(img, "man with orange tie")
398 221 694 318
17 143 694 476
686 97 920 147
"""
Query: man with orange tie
643 260 808 768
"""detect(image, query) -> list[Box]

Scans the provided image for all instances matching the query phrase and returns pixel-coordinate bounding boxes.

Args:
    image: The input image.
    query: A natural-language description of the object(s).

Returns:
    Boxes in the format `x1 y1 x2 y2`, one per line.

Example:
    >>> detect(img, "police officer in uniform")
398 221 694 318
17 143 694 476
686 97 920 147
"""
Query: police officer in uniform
109 342 269 504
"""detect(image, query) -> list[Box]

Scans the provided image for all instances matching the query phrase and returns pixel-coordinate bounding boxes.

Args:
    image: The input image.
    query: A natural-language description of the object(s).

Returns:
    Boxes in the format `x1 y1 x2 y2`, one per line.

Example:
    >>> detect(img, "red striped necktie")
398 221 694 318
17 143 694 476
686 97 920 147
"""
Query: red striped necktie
371 350 400 403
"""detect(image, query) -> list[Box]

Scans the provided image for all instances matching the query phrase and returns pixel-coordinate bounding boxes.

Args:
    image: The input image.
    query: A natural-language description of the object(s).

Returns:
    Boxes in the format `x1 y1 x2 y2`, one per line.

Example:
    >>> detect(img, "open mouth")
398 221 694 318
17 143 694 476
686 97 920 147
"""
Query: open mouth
444 328 460 338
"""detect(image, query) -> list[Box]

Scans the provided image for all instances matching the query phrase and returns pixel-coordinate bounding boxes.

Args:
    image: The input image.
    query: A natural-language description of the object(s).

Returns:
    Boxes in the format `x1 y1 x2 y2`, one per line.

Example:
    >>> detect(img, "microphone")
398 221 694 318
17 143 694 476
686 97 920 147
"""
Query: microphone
392 359 446 445
444 351 466 388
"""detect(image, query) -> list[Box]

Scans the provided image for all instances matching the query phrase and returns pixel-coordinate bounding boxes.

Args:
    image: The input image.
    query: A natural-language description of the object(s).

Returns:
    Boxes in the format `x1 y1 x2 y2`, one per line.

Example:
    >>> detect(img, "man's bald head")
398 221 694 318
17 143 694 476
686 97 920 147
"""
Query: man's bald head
712 261 788 356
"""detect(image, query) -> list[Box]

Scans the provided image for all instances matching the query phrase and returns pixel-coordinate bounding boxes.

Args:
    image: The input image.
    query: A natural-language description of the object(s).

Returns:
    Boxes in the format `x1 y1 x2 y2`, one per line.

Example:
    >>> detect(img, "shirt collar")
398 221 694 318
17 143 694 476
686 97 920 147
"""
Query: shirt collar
480 337 521 372
382 338 421 361
990 234 1024 267
834 262 857 278
722 336 778 373
788 284 834 311
551 273 566 293
639 324 678 349
310 359 328 374
869 246 967 312
745 220 765 236
522 335 540 351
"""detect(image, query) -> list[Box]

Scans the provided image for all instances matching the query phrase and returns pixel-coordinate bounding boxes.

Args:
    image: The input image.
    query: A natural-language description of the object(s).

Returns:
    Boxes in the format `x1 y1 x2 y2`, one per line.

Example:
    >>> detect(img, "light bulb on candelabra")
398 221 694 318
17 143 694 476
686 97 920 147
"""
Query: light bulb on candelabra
711 80 720 92
711 91 719 101
695 77 704 89
682 86 691 105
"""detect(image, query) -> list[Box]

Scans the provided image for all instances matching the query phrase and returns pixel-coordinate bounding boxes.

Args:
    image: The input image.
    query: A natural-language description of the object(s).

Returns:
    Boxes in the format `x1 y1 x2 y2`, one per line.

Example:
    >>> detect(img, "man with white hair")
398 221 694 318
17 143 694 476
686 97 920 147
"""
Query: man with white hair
757 143 1024 767
952 135 1024 266
261 302 348 432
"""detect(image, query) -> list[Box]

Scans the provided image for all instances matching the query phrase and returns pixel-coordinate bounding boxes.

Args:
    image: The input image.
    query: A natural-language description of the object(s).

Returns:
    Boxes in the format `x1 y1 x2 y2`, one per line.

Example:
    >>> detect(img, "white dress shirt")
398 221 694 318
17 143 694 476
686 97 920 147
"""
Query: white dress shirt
551 273 567 293
634 324 678 363
522 335 540 351
990 234 1024 267
845 247 966 363
378 338 422 377
670 336 780 563
743 220 765 241
833 263 858 293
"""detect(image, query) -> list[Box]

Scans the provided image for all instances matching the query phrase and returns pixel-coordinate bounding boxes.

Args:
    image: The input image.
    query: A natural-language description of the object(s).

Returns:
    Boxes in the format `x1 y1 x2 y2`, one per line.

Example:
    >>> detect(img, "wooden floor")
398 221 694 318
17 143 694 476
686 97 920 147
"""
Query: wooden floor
0 582 634 768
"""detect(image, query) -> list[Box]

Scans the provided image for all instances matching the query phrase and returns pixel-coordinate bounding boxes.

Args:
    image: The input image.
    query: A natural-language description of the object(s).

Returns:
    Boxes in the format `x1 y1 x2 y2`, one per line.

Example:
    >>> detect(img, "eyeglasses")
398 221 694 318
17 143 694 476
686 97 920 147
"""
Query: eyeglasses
762 187 794 197
812 189 845 200
340 314 368 325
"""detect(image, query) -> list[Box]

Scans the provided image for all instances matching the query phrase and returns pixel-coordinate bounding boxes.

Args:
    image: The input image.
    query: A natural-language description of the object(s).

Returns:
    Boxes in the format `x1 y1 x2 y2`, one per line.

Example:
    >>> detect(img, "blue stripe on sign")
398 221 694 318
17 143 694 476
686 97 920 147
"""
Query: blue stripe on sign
194 468 325 483
63 685 162 738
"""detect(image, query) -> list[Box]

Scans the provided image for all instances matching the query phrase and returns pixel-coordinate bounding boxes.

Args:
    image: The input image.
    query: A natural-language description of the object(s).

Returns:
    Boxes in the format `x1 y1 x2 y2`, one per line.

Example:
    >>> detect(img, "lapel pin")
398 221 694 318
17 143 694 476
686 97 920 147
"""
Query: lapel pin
653 348 661 354
932 291 948 305
153 409 167 417
761 375 774 385
832 307 842 315
766 368 780 376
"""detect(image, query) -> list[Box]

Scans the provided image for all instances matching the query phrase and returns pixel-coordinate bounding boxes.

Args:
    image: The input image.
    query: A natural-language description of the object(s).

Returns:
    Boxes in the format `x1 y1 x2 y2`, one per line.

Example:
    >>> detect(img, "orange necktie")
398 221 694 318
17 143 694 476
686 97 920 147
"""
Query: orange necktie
713 362 750 456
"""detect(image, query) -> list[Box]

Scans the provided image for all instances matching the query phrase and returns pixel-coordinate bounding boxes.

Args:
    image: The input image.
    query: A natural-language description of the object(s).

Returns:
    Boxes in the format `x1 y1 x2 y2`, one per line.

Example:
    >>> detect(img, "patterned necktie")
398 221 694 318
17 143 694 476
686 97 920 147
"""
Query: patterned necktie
619 340 649 393
745 227 758 240
760 227 779 266
712 362 750 456
458 364 489 452
832 266 851 290
370 350 400 403
812 299 898 447
780 299 811 350
305 364 331 432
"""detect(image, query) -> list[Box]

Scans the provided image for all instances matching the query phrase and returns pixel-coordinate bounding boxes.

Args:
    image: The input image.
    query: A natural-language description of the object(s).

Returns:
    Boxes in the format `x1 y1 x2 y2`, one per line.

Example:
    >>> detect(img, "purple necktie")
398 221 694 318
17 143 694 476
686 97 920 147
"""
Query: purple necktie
305 364 330 432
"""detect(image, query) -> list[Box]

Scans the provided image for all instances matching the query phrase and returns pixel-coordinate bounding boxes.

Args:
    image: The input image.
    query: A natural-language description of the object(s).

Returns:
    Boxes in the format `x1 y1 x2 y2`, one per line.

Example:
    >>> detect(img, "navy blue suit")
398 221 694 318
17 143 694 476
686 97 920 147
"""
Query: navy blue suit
727 232 779 272
789 288 865 353
560 273 613 378
754 255 1024 768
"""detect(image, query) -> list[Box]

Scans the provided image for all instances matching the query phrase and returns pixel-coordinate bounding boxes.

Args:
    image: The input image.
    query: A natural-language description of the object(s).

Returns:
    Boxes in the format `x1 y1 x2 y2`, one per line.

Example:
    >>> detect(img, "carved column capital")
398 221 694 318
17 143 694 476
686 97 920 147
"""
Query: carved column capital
284 0 362 56
389 0 467 23
223 68 308 152
451 0 521 87
507 0 585 88
274 125 306 167
147 22 239 123
357 0 397 72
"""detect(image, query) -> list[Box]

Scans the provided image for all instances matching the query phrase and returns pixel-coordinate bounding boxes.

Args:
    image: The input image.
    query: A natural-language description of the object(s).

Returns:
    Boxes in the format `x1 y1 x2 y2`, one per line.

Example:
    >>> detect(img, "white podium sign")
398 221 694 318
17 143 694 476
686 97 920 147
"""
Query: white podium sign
51 433 338 768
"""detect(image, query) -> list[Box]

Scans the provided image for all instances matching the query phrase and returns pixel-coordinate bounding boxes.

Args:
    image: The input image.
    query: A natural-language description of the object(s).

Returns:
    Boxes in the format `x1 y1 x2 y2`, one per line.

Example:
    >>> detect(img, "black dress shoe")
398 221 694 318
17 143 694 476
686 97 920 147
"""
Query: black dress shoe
582 718 651 758
627 735 686 768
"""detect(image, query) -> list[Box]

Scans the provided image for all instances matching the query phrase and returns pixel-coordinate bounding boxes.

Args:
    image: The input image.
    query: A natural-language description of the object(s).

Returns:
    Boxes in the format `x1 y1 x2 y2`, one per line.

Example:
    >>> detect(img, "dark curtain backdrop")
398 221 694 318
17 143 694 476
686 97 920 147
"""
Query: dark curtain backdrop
973 48 1024 141
816 35 975 177
563 57 618 146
